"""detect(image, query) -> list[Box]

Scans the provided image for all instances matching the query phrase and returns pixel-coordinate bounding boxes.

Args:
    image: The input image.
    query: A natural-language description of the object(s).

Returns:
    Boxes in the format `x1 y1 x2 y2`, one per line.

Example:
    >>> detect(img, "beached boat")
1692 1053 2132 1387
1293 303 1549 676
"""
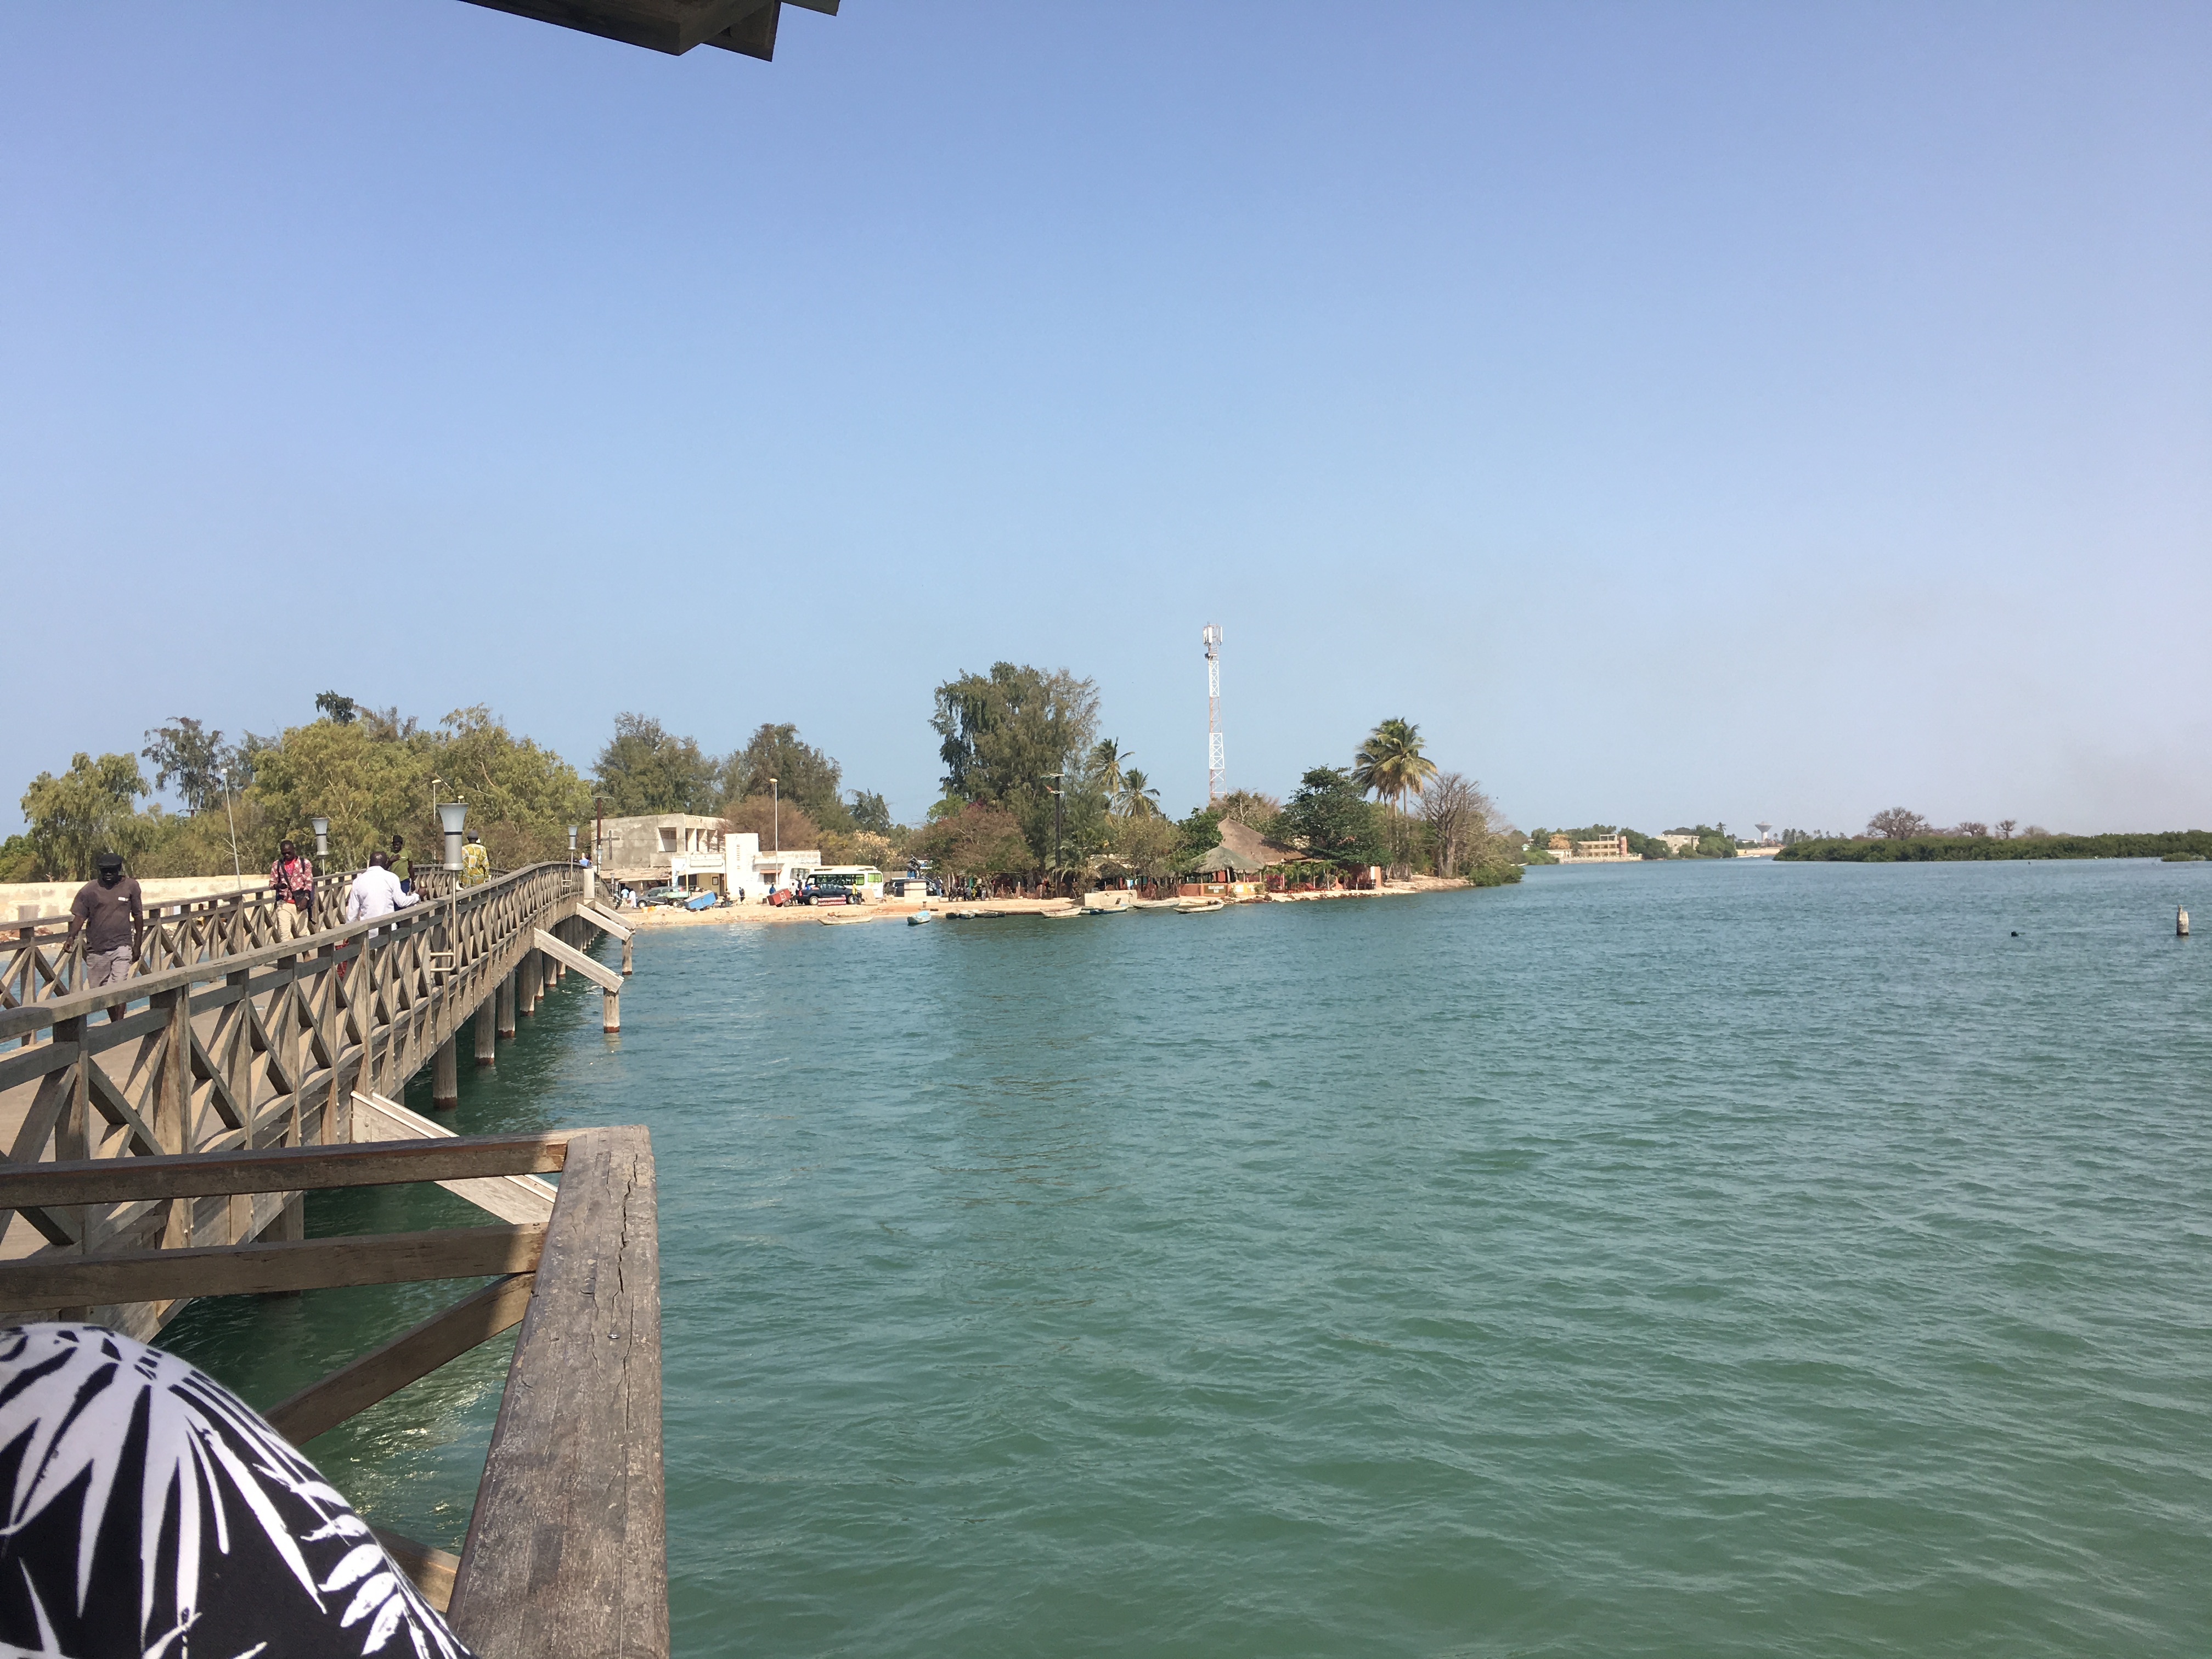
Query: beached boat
1176 898 1226 913
908 909 933 925
1130 898 1183 911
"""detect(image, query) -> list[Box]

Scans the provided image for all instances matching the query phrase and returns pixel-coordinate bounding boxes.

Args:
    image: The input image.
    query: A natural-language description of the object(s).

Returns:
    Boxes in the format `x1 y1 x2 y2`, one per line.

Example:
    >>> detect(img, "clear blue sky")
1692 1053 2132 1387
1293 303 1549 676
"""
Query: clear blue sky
5 1 2208 835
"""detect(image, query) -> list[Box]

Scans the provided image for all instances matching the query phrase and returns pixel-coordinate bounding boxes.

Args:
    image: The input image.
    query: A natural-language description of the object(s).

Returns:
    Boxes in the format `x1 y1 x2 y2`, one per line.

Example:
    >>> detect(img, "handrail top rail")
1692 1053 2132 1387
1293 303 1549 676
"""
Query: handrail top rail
0 1128 617 1210
4 865 370 933
0 861 578 1041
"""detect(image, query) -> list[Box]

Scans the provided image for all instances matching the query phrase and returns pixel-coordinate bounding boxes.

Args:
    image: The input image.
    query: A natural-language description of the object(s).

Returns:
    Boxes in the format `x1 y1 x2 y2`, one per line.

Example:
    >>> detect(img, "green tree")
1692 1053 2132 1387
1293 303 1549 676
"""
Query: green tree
140 717 236 814
1118 767 1163 820
1277 767 1389 869
931 663 1100 866
314 691 358 725
20 753 149 879
1352 719 1439 809
1102 811 1183 883
1215 788 1282 833
592 714 721 816
731 723 853 833
1352 718 1438 873
849 791 895 836
908 802 1036 883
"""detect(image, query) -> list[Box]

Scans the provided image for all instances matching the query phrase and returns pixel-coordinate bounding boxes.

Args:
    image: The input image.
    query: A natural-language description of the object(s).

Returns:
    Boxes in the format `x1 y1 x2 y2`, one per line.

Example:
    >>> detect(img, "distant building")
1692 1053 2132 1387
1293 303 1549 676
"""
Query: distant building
1659 833 1700 854
594 814 826 899
1570 834 1634 862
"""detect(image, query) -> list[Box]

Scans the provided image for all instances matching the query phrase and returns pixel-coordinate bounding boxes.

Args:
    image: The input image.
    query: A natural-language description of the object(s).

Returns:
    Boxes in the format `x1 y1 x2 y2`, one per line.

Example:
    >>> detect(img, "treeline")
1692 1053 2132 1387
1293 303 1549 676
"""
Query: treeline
1778 831 2212 862
1524 823 1737 860
591 714 898 870
910 671 1521 891
2 693 890 883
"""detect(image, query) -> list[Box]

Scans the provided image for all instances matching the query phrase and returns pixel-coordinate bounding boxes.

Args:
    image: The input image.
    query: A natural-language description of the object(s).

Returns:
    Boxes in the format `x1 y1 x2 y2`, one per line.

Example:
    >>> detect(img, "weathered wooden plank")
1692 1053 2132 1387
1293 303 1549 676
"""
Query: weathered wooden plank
448 1127 664 1659
267 1273 537 1446
582 905 634 942
531 928 621 991
372 1527 459 1613
0 1039 75 1095
0 1223 544 1306
352 1093 557 1225
0 1133 572 1209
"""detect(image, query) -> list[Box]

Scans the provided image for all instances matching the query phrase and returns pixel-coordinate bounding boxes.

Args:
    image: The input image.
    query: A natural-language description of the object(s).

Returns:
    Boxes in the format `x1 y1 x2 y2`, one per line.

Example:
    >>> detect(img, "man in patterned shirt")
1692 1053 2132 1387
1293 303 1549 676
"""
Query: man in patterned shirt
271 837 315 943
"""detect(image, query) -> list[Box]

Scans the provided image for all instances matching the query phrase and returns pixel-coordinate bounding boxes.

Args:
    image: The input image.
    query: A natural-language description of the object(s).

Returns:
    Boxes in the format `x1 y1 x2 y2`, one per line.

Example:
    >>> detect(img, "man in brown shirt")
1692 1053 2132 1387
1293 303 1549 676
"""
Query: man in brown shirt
65 851 145 1022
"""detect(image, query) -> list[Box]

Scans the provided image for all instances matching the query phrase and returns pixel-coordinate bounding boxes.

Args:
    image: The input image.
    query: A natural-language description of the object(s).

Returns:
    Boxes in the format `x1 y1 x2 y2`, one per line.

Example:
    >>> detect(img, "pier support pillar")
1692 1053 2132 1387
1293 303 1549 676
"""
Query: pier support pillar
258 1195 304 1299
601 986 620 1034
497 971 516 1039
475 995 497 1065
433 1034 459 1108
622 935 633 977
520 952 541 1015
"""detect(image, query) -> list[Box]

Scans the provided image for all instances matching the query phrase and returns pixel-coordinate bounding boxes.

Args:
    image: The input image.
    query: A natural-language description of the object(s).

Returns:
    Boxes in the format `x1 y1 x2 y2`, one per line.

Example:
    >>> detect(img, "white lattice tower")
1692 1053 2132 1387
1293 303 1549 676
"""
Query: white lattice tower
1203 624 1224 803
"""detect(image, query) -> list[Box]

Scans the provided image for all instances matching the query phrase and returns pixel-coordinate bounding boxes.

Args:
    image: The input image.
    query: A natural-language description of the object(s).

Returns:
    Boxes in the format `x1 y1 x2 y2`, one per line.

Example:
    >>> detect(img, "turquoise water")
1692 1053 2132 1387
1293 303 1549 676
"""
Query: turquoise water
166 859 2212 1656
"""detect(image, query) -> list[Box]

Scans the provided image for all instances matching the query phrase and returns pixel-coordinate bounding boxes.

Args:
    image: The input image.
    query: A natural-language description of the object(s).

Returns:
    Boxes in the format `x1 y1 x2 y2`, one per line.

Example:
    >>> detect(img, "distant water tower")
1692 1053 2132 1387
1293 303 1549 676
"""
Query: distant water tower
1203 624 1224 803
1756 821 1773 843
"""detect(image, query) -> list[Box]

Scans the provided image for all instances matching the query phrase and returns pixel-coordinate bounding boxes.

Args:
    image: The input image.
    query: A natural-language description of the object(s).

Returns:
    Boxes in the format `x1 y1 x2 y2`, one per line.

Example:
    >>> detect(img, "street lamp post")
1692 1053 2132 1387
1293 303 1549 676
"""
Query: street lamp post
568 825 578 860
310 816 329 861
1042 772 1064 893
437 801 469 872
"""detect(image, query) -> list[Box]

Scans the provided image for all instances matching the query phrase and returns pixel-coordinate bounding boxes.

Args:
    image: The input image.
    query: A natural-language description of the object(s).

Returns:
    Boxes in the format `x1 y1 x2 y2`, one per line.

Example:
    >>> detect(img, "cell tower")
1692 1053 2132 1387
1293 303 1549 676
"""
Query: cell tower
1203 624 1225 802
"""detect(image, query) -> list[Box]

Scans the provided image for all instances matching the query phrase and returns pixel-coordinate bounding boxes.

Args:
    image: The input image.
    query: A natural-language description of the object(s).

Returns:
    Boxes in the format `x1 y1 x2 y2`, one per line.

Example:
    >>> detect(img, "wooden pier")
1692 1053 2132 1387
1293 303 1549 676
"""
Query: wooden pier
0 864 662 1657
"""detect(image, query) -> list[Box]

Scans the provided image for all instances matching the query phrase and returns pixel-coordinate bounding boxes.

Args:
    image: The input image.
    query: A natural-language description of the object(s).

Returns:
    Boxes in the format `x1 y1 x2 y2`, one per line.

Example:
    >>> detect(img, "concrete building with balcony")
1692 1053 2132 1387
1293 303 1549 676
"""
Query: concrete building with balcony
594 814 821 899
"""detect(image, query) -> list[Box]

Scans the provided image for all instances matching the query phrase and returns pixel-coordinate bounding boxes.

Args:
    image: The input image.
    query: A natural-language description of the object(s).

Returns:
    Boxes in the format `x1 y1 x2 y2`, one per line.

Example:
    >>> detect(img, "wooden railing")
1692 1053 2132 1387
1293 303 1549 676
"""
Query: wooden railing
0 861 622 1340
3 862 488 1020
0 1121 665 1659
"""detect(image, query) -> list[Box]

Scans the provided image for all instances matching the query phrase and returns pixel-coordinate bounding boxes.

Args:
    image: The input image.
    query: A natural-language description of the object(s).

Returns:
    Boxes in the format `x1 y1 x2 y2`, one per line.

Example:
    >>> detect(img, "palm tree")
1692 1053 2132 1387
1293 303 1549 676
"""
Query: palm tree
1352 718 1438 810
1352 718 1438 877
1118 768 1162 820
1090 738 1128 806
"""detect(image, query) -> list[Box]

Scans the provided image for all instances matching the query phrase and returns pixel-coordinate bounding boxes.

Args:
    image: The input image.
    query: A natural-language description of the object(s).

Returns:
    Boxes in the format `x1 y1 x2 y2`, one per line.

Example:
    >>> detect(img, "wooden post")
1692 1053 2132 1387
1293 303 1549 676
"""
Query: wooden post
602 986 619 1034
621 936 633 977
433 1034 460 1108
2181 907 2192 937
445 1128 662 1659
497 971 517 1040
14 906 33 1049
520 952 541 1017
476 995 498 1065
259 1193 305 1299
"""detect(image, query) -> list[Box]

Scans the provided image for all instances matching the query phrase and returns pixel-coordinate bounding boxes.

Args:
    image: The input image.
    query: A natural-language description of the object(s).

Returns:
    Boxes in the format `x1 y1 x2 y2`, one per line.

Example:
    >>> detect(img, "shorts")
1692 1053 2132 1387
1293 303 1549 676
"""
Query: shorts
84 945 133 989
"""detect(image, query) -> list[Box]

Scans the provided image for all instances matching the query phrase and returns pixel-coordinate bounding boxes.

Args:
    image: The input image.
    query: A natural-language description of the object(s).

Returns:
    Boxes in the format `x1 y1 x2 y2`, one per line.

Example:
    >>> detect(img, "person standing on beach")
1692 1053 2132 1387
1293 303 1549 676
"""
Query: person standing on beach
63 852 144 1023
270 838 314 943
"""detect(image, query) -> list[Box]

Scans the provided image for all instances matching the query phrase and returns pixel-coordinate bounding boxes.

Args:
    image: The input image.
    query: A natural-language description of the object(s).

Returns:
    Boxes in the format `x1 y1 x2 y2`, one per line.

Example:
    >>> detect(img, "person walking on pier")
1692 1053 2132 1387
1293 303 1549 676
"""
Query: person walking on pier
345 849 417 939
390 831 412 892
460 832 490 888
270 837 314 943
63 851 143 1023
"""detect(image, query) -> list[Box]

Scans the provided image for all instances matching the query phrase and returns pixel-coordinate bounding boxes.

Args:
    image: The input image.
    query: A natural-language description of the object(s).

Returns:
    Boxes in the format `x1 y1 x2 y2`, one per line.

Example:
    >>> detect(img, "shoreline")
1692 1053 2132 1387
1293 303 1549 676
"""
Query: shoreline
620 875 1479 929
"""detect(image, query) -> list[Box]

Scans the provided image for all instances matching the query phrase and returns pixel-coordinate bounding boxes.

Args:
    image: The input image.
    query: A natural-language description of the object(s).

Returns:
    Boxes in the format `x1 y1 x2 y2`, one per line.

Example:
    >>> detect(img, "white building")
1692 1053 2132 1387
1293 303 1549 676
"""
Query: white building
594 814 828 900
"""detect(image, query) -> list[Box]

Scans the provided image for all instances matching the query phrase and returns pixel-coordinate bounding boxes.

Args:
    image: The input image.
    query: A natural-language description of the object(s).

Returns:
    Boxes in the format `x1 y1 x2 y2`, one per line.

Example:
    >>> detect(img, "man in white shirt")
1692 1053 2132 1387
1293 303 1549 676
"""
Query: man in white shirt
346 850 418 937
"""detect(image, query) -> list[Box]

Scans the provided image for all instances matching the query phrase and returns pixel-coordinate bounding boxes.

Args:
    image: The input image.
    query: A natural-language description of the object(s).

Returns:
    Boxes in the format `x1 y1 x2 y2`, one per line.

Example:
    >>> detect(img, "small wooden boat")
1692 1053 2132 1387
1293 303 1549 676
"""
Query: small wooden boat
1130 898 1183 911
1042 906 1087 919
908 909 933 925
1176 898 1226 913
